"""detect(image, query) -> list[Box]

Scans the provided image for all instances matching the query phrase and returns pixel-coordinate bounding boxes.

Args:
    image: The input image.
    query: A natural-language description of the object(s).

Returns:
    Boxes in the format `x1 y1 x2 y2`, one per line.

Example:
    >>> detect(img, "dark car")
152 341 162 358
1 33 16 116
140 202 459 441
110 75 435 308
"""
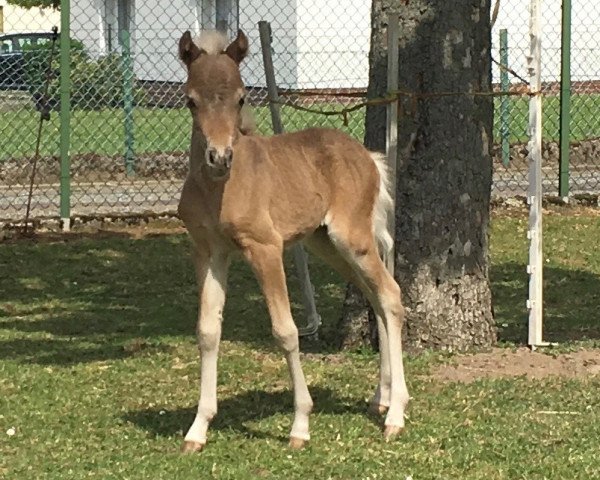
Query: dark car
0 31 55 90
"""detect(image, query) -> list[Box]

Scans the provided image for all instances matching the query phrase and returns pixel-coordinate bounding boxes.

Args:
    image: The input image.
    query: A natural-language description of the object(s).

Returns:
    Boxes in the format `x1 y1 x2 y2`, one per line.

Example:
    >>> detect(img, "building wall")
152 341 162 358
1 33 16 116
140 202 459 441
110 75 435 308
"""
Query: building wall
239 0 298 88
296 0 370 89
492 1 600 83
71 0 104 56
0 0 60 33
68 1 600 89
131 1 198 83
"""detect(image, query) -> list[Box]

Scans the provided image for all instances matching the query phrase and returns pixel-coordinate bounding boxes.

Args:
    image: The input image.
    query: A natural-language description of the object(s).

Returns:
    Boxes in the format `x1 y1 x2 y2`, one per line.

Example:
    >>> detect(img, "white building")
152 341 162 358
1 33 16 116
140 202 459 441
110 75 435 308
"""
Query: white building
491 0 600 84
70 0 370 89
0 0 60 33
69 0 599 89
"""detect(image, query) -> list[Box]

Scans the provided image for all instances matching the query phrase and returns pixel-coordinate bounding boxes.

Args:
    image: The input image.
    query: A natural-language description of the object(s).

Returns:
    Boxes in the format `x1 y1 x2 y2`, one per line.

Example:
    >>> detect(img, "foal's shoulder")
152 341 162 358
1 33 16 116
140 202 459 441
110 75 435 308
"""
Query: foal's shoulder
233 135 270 168
235 134 266 152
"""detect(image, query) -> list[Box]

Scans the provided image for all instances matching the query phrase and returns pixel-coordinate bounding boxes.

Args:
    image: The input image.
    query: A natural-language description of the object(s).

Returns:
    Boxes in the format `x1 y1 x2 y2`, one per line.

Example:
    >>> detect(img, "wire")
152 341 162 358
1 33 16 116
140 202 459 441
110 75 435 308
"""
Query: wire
24 26 59 235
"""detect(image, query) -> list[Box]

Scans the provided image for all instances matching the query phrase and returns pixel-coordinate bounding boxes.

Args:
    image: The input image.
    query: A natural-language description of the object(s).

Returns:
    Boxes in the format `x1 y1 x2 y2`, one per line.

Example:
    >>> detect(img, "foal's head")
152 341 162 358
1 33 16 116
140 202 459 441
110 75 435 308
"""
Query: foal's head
178 30 249 177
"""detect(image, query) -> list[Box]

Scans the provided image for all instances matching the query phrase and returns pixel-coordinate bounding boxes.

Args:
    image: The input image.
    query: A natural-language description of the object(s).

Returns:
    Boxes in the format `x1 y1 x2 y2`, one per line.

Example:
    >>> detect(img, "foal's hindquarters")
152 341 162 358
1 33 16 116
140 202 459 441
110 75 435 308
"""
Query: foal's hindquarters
178 129 409 452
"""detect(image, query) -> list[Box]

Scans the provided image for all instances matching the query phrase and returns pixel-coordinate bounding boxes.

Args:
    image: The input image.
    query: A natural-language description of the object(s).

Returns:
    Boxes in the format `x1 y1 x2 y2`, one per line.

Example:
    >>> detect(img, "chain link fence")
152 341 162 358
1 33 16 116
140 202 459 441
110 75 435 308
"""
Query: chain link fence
0 0 598 223
568 0 600 194
492 0 600 197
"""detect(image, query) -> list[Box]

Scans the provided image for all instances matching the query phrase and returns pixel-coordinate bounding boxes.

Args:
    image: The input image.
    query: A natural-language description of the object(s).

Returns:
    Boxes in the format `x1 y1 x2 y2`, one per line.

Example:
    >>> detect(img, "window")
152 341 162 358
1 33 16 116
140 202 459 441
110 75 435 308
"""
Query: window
0 38 12 54
117 0 133 41
104 0 133 52
15 36 52 51
199 0 238 36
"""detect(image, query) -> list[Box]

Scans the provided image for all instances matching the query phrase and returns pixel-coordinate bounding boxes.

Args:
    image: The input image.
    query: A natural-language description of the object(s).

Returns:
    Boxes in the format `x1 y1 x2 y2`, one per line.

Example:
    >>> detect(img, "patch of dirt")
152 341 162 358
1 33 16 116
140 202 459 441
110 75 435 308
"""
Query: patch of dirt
1 216 186 244
433 347 600 383
492 202 600 218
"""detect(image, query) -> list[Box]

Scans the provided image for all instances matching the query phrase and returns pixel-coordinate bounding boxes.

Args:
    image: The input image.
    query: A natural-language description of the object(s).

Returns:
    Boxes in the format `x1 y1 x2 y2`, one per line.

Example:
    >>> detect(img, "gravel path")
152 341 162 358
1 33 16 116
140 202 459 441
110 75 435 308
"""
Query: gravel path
0 180 182 222
1 170 599 222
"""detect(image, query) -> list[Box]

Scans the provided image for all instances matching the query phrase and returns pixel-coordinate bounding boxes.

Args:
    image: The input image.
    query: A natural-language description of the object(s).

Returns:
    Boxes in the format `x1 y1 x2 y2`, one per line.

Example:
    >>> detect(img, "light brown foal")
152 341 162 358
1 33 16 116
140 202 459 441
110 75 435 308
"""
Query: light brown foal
177 29 409 452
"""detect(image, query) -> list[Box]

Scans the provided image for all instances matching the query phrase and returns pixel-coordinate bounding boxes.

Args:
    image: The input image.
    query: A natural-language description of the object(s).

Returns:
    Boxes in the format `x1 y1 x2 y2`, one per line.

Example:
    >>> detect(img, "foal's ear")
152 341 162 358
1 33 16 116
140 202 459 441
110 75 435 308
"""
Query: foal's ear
178 31 203 67
225 30 249 64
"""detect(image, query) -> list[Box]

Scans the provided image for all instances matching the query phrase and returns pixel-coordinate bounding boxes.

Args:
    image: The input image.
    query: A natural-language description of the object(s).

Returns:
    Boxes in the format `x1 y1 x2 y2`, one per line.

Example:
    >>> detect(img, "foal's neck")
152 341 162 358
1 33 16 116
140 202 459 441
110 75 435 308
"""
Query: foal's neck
189 130 208 179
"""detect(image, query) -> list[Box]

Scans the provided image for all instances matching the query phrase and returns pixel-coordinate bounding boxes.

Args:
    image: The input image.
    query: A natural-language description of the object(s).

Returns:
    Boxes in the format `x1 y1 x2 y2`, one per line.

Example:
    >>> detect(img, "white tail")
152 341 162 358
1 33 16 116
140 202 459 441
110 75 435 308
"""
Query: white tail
370 151 394 255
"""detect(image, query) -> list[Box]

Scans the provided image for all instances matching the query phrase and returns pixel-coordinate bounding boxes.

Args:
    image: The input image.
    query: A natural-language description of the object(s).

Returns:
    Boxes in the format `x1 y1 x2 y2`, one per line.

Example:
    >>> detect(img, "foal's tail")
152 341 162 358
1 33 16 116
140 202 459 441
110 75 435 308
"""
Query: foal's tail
369 152 394 256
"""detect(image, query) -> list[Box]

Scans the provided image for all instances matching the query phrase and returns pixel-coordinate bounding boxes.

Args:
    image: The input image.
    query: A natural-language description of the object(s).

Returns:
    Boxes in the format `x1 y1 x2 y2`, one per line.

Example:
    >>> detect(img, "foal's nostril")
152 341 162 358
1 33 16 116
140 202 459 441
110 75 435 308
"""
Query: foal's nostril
224 147 233 168
207 147 218 166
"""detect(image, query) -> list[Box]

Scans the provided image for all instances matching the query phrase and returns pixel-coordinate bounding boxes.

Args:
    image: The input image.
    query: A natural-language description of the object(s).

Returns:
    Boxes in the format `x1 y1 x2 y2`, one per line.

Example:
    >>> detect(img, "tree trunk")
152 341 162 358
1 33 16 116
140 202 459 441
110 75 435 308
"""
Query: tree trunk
339 0 497 352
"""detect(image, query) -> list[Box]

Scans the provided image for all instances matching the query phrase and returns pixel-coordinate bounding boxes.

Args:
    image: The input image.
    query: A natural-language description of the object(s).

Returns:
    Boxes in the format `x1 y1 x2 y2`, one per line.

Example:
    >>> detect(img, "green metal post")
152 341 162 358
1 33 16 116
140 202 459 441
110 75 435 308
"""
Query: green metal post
559 0 572 199
500 29 510 167
59 0 71 230
121 29 135 177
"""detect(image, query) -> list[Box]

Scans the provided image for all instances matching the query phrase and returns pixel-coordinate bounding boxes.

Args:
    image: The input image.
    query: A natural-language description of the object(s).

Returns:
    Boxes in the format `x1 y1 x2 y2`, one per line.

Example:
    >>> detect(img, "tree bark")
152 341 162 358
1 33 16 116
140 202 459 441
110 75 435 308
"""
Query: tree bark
339 0 497 352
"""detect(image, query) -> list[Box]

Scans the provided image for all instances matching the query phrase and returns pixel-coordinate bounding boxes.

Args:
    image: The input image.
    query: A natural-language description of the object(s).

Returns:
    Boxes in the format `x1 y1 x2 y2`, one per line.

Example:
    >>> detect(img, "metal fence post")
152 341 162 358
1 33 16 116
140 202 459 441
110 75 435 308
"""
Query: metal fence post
385 14 399 275
121 29 135 177
559 0 572 200
59 0 71 231
500 28 511 167
258 20 321 337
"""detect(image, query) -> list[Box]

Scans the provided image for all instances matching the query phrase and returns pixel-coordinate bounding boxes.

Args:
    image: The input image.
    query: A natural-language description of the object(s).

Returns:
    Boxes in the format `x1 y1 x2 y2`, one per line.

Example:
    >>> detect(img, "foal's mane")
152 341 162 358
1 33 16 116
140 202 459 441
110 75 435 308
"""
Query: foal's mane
194 30 229 55
192 30 256 136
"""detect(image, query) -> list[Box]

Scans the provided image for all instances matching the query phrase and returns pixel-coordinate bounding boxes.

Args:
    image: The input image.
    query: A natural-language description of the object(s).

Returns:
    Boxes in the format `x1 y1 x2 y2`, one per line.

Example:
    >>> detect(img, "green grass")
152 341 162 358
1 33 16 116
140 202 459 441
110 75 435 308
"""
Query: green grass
1 213 599 479
0 104 365 161
2 93 600 161
493 93 600 143
490 213 600 342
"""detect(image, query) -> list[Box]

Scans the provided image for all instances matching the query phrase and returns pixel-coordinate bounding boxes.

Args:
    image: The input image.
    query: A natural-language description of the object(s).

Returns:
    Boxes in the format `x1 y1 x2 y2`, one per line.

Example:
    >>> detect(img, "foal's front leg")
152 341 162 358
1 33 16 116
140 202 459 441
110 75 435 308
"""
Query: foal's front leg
243 241 313 449
182 248 230 453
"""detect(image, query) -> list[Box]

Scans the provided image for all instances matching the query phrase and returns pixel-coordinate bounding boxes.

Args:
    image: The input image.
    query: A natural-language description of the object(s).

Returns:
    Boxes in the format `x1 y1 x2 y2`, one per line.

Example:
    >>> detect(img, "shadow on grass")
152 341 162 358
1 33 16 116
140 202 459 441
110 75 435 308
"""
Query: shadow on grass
2 234 599 366
0 234 345 365
491 261 600 343
123 386 367 442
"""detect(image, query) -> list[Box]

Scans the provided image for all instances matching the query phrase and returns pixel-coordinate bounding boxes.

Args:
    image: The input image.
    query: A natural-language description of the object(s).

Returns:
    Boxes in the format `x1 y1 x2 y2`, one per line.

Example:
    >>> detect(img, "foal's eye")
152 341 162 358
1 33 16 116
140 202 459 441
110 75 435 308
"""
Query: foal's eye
186 97 196 109
238 97 245 107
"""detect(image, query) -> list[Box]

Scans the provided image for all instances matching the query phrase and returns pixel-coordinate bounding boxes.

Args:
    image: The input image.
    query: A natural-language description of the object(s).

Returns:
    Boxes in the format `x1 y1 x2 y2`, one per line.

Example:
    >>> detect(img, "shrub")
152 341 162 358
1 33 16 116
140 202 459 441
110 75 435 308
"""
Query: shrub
23 37 146 110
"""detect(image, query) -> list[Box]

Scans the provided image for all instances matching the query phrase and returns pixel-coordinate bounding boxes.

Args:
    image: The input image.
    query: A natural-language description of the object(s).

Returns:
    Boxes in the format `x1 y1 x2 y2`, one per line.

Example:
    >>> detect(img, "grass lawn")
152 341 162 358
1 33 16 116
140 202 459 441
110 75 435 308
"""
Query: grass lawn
0 104 365 161
2 93 600 161
493 93 600 143
1 211 599 479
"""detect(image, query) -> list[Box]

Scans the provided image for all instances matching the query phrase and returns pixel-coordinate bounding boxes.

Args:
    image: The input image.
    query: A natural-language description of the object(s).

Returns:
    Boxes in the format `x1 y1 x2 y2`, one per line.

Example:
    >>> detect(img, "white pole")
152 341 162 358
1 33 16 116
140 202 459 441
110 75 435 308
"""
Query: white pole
385 14 399 275
527 0 545 348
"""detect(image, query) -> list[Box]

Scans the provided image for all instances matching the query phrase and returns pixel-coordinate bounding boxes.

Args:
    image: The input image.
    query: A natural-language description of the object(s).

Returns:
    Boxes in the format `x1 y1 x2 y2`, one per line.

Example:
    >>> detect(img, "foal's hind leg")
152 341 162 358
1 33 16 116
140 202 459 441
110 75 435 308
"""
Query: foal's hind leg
242 239 313 449
327 224 409 440
369 315 392 416
303 229 391 414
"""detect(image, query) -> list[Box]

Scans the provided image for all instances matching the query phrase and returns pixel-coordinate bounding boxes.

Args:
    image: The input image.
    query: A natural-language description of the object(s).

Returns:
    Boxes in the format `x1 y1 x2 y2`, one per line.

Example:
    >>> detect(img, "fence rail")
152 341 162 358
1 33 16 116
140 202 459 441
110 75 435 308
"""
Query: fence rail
1 0 599 224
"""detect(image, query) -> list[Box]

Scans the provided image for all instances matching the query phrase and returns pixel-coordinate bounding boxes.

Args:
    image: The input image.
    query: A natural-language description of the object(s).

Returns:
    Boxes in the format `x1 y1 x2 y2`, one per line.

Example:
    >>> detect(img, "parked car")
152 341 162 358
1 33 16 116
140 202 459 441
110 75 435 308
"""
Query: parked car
0 31 56 90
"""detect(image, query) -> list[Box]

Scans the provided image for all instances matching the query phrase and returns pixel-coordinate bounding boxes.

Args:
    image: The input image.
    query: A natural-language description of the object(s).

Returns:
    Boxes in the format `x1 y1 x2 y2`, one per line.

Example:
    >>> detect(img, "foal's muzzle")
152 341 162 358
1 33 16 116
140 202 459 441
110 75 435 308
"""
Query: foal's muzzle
206 146 233 171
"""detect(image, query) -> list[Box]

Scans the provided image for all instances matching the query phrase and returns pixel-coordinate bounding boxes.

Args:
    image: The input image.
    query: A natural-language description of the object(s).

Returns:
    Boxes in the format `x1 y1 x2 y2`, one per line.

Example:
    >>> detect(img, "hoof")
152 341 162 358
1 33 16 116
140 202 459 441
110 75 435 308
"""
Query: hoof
289 437 308 450
383 424 404 441
368 403 389 416
181 440 205 453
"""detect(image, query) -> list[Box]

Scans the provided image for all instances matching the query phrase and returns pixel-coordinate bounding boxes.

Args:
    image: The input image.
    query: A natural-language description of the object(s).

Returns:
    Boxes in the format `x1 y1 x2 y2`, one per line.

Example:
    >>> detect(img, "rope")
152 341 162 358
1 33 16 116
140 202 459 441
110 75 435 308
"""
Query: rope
491 57 531 86
491 0 502 27
272 87 540 126
23 26 60 235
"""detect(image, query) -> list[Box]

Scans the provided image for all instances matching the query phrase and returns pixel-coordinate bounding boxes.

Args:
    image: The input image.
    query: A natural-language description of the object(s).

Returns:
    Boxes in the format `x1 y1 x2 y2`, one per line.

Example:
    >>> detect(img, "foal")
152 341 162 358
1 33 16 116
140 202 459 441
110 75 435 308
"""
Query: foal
177 29 409 452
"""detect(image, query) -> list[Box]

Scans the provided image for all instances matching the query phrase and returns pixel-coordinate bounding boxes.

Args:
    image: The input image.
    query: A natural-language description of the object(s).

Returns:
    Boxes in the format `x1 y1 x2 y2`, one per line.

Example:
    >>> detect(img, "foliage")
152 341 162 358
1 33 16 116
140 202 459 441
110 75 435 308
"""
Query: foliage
6 0 59 9
22 39 146 111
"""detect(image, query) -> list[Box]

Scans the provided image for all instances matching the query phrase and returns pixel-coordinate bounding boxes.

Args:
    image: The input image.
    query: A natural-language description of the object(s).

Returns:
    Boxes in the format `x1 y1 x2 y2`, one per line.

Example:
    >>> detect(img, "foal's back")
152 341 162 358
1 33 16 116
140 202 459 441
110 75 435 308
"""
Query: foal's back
219 127 380 245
